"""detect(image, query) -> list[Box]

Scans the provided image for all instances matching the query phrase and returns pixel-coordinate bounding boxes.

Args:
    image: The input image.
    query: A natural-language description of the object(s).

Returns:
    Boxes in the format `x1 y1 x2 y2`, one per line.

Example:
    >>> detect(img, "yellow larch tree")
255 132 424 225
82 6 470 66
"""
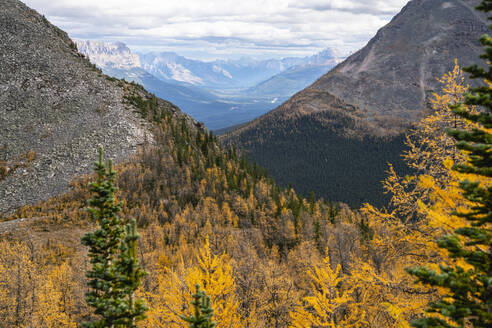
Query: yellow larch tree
413 154 492 286
252 257 298 328
144 237 243 328
289 256 367 328
185 237 242 327
383 60 477 222
0 240 37 328
32 261 77 328
405 60 471 175
355 62 478 326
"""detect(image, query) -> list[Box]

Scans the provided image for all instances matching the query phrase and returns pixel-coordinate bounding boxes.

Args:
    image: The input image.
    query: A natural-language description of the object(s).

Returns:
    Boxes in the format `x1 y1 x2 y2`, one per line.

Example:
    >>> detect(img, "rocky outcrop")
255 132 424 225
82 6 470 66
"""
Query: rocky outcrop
306 0 487 123
230 0 488 137
0 0 188 214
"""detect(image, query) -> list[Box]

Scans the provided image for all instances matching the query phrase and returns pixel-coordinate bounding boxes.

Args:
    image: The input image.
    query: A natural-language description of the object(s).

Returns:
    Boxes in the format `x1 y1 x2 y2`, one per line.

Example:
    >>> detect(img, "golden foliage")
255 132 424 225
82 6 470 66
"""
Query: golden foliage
33 262 77 328
384 60 477 222
355 62 477 325
0 240 36 327
0 239 82 328
290 256 366 328
144 237 243 328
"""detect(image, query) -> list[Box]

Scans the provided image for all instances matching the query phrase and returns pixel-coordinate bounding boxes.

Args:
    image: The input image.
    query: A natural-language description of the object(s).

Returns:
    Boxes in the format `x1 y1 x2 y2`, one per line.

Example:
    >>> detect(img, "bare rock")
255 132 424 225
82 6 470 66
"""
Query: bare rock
0 0 191 214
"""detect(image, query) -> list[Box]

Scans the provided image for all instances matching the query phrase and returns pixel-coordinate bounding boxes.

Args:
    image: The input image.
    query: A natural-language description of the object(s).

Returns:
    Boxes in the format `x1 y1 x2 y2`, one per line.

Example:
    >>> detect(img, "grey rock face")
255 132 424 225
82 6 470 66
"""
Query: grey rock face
311 0 488 122
230 0 488 136
0 0 186 214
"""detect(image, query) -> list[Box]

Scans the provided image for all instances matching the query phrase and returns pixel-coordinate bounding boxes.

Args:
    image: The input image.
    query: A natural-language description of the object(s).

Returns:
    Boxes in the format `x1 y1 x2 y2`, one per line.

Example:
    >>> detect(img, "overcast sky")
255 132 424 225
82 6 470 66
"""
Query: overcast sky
24 0 409 61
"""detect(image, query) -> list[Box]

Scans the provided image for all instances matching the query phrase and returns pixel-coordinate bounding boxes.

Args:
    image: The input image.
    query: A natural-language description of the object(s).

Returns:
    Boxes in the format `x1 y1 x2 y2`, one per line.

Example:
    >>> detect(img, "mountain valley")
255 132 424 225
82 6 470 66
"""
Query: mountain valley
76 40 344 129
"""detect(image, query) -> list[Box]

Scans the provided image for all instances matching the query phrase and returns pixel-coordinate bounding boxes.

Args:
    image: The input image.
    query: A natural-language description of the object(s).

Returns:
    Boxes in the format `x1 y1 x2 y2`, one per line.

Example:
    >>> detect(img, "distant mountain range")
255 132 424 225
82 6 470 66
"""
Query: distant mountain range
76 40 345 129
246 49 344 98
76 40 222 124
138 50 344 90
139 51 304 89
223 0 488 207
76 41 141 70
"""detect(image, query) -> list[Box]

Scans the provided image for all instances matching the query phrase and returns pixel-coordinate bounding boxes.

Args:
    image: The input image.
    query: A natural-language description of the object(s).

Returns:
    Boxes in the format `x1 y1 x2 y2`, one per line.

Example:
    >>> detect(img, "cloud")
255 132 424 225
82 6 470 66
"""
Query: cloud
289 0 408 15
23 0 409 60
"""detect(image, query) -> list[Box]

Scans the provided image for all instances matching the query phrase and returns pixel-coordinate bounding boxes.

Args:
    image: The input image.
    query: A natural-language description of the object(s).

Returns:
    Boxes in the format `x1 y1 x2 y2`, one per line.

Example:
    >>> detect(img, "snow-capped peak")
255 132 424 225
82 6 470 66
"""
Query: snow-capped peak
212 65 232 79
75 40 141 70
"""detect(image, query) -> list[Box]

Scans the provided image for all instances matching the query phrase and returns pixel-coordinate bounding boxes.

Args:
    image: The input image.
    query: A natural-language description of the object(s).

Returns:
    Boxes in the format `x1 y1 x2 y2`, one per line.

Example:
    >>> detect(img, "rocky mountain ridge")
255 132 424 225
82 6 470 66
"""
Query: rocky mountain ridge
246 0 488 131
0 0 192 214
307 0 487 124
138 49 345 89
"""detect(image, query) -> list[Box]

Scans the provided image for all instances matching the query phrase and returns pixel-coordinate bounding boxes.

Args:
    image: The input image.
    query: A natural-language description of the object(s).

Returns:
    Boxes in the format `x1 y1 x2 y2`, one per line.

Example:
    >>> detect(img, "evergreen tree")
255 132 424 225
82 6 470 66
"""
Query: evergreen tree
407 1 492 327
115 219 148 327
181 284 217 328
82 147 147 327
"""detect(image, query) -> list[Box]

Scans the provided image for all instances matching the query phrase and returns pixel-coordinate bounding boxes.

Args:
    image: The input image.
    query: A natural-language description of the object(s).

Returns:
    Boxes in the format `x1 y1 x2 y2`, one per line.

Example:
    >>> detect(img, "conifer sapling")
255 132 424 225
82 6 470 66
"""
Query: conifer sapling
82 147 147 327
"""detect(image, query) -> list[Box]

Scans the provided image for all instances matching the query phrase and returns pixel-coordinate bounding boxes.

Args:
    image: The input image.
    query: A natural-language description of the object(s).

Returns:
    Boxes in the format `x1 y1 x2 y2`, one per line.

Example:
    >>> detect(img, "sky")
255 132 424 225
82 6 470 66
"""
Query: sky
24 0 409 61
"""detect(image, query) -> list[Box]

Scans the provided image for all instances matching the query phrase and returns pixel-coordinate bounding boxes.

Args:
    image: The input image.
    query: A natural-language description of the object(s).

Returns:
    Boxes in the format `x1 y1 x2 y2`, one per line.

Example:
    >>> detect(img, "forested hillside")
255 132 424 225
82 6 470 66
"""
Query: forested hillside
224 105 411 207
0 82 353 326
